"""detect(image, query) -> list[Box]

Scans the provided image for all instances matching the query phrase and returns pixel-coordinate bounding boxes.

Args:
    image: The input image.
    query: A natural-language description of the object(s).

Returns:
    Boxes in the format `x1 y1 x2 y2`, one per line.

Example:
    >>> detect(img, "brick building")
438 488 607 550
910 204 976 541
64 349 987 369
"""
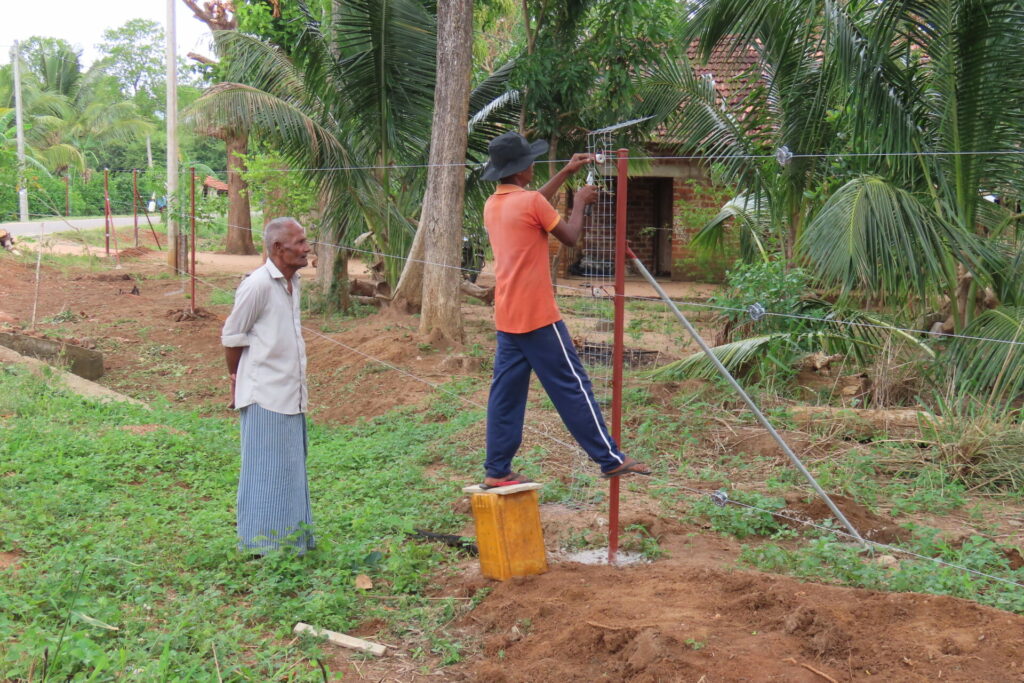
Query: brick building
548 43 758 283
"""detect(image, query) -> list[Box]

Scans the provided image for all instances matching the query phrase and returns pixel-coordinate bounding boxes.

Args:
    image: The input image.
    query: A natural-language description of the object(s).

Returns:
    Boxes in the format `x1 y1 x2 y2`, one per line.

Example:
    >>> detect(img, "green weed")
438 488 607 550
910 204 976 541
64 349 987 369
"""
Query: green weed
621 524 667 560
0 367 486 680
740 530 1024 613
689 490 792 539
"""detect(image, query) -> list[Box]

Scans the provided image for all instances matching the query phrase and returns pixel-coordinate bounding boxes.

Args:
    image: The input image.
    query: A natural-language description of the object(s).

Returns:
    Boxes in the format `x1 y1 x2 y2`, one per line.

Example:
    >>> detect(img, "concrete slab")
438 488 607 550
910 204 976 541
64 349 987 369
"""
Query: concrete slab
0 331 104 380
0 345 142 405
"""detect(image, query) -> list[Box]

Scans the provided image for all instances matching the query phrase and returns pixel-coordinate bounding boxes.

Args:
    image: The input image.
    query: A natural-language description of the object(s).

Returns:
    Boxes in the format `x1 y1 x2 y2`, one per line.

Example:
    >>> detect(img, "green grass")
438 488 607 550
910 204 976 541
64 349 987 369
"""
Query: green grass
0 366 486 681
740 530 1024 614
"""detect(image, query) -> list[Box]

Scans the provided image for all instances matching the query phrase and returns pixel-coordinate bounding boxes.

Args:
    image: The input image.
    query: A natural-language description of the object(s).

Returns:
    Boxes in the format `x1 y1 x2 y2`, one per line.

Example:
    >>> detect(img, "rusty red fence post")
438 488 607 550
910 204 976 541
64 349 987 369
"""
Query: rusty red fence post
608 148 629 564
190 166 197 313
103 169 111 256
133 169 139 247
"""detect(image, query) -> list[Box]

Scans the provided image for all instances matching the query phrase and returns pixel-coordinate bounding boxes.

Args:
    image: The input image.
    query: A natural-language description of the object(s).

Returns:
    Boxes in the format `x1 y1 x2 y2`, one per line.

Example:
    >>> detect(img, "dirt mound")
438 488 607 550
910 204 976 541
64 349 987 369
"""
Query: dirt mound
782 493 907 544
455 563 1024 682
76 272 136 282
716 425 816 461
117 246 152 259
304 314 483 424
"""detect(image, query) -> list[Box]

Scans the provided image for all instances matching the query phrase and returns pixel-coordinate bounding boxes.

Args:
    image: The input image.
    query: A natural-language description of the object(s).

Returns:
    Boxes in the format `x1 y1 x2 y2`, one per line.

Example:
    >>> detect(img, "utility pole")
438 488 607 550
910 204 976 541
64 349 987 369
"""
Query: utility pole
12 41 29 222
166 0 180 271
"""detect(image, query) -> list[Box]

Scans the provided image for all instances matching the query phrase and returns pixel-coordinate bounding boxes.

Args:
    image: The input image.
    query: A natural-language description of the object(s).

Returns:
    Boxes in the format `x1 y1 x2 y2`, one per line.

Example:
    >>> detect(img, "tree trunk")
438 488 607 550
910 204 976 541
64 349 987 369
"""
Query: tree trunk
315 239 350 313
224 132 256 255
417 0 474 344
391 219 426 310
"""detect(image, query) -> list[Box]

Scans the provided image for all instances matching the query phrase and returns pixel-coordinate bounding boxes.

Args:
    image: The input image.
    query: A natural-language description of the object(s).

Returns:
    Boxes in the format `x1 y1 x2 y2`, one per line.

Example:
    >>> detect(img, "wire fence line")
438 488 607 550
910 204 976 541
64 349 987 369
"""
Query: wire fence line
19 146 1024 176
19 243 1020 592
15 201 1024 352
178 217 1024 350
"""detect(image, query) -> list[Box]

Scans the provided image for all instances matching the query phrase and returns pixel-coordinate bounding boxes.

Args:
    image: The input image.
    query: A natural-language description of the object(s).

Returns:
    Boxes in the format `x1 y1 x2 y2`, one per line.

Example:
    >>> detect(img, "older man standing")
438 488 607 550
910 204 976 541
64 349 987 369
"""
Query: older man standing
222 217 314 555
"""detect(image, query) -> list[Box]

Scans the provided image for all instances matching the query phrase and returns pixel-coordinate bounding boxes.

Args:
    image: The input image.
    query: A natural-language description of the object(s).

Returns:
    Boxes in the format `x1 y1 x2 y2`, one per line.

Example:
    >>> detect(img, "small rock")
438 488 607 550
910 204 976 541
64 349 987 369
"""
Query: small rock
874 554 899 569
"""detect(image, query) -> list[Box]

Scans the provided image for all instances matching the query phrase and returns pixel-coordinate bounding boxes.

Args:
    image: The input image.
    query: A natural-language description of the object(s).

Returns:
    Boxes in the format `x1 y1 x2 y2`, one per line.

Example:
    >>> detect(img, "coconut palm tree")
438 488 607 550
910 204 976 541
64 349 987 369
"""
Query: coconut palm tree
641 0 844 264
799 0 1024 334
186 0 437 287
0 42 152 175
644 0 1024 410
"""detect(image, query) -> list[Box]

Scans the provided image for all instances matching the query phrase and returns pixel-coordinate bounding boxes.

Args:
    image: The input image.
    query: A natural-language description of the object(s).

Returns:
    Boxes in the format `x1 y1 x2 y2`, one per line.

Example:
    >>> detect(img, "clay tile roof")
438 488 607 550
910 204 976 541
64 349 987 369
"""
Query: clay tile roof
686 40 762 110
203 176 228 192
649 40 763 146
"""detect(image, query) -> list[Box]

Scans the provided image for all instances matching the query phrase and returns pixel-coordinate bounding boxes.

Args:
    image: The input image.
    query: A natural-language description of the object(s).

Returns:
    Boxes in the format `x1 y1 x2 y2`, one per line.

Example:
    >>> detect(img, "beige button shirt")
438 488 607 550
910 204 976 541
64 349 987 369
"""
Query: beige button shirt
221 260 308 415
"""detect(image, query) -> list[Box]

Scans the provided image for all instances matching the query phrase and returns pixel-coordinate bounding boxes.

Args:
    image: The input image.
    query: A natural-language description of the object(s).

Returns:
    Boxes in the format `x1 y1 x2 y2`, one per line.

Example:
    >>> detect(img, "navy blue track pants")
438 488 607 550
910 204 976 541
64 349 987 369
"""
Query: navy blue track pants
485 319 626 478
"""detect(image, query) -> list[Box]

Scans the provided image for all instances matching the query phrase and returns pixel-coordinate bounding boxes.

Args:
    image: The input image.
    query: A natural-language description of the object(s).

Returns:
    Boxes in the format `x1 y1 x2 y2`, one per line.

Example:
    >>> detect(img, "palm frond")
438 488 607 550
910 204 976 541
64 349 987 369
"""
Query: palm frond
946 306 1024 409
647 333 792 382
690 193 770 262
799 175 995 304
325 0 436 164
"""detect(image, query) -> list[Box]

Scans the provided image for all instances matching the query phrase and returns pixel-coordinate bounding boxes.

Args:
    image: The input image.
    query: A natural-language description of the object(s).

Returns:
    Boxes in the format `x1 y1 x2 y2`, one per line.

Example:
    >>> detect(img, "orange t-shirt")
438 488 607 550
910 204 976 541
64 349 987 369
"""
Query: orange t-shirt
483 185 563 333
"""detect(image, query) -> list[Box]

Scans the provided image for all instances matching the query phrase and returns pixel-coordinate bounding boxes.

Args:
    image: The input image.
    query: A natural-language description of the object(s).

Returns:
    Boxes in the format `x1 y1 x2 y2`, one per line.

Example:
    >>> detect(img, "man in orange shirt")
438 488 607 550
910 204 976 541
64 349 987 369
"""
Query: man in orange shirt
480 131 650 488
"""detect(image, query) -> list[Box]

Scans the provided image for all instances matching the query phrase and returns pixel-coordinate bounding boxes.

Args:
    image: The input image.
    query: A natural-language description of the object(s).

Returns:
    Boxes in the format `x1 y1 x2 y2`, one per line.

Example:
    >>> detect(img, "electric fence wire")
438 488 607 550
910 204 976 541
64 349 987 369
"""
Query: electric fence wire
49 146 1024 176
16 197 1024 352
16 224 1024 590
13 182 1024 353
660 479 1024 591
191 217 1024 351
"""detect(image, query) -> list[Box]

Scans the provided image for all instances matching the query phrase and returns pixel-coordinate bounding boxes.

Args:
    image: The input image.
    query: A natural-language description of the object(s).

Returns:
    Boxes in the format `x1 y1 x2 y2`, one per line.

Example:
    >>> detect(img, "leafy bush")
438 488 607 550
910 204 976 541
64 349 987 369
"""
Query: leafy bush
711 260 814 333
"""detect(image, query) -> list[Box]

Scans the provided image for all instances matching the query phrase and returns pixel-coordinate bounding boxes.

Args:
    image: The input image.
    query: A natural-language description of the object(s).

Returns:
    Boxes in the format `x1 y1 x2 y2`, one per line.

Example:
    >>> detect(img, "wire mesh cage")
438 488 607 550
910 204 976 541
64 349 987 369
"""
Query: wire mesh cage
570 135 619 409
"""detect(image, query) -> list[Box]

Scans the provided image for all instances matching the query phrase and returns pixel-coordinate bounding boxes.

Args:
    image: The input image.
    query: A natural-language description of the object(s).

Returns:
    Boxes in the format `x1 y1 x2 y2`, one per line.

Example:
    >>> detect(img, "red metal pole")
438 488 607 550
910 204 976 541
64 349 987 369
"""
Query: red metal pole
103 169 110 256
133 169 139 247
190 166 197 313
609 148 629 564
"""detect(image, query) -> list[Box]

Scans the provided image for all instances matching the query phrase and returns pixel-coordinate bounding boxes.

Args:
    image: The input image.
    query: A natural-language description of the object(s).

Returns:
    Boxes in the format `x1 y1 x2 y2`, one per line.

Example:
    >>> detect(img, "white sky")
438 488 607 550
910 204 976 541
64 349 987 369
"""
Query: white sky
0 0 213 68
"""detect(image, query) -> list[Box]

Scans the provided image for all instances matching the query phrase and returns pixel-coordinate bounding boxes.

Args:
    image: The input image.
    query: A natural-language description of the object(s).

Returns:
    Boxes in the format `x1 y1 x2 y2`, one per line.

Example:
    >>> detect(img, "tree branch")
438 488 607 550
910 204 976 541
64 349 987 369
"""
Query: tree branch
187 52 218 66
181 0 237 31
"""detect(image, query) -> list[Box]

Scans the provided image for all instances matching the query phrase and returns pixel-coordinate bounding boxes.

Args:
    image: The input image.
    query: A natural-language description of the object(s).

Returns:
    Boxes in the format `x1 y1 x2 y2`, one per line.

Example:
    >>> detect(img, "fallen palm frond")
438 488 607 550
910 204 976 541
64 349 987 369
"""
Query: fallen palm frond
648 300 934 383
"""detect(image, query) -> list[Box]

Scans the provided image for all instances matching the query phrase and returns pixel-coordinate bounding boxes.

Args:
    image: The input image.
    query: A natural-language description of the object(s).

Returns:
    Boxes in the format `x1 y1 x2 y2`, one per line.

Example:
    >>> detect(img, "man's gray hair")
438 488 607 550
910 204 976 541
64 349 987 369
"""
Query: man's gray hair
264 217 302 254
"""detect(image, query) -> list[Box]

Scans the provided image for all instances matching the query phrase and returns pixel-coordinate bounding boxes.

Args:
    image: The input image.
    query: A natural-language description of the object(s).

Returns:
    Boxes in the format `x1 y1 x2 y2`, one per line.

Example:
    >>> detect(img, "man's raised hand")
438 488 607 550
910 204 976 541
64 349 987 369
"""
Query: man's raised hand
564 153 595 174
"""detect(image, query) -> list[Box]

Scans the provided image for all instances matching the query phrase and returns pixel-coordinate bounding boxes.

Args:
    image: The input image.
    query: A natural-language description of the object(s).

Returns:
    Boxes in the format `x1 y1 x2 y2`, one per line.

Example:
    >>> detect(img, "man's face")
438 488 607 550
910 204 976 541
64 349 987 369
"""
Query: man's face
521 163 535 185
276 223 311 270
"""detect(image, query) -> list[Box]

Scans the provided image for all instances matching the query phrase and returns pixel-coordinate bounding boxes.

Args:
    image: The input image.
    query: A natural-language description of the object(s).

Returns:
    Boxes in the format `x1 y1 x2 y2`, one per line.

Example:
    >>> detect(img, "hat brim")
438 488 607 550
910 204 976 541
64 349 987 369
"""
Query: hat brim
481 139 549 181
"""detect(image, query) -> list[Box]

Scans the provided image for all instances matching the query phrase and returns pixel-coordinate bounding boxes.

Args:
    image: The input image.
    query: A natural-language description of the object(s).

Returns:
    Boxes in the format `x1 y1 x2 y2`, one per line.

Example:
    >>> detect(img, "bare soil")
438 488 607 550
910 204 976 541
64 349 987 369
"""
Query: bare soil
3 240 1024 682
452 562 1024 682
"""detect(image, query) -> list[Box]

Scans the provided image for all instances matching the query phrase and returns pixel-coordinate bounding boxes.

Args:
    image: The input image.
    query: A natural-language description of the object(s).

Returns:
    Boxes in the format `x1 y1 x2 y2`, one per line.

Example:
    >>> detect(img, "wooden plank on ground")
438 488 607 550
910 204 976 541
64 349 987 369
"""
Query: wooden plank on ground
292 622 387 657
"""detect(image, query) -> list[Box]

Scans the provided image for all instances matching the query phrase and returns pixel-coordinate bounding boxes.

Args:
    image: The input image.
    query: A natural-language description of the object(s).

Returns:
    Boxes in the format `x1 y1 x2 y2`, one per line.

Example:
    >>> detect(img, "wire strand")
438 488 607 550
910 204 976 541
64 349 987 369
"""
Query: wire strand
19 204 1024 351
40 147 1024 176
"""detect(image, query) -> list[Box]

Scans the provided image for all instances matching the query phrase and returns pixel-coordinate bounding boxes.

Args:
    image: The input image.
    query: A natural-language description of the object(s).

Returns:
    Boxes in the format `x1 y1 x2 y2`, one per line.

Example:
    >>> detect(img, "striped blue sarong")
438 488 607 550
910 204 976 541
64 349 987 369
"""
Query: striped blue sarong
238 403 315 555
